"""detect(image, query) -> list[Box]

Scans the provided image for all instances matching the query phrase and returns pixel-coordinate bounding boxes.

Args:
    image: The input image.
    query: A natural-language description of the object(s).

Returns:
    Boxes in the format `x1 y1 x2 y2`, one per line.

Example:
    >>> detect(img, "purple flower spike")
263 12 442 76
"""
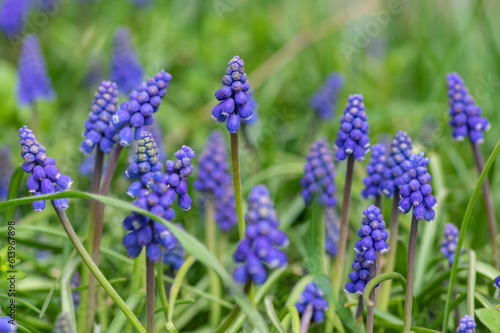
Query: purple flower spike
381 131 413 197
233 185 288 285
362 143 389 199
111 28 144 94
345 205 389 295
111 70 172 146
125 131 162 186
0 0 29 37
440 223 462 266
398 152 436 221
455 315 476 333
334 94 370 161
215 180 238 232
309 73 344 120
447 72 490 144
212 56 253 133
81 81 119 154
295 281 329 324
17 35 56 106
0 147 13 201
18 126 72 212
300 138 337 207
325 207 339 258
162 223 185 269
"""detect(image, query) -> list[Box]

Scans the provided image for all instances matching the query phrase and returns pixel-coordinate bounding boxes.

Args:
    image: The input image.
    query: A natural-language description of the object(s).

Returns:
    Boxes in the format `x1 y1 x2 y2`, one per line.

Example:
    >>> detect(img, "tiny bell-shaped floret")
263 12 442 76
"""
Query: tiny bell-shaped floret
455 315 476 333
295 281 329 324
440 223 462 266
381 131 413 197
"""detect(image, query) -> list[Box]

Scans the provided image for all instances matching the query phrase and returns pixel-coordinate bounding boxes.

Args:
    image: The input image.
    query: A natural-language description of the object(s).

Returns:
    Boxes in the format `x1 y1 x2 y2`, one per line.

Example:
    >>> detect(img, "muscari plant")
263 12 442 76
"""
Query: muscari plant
446 72 498 267
296 281 329 331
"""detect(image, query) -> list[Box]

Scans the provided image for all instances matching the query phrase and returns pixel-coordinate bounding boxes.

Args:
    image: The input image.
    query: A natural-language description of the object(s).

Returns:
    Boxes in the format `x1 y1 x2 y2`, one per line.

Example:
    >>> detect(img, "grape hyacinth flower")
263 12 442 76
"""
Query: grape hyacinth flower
398 152 437 221
164 146 196 211
494 268 500 299
440 223 461 266
80 81 119 154
300 137 337 207
0 313 16 332
215 181 237 231
212 56 253 133
362 143 389 200
125 131 163 197
194 130 230 196
17 35 55 106
0 147 13 201
18 126 72 212
243 90 258 125
296 281 329 325
446 72 490 143
325 206 339 258
232 185 288 285
334 94 370 161
381 131 413 197
345 205 389 295
162 223 185 270
0 0 29 37
111 28 144 94
455 315 476 333
122 172 183 261
309 72 344 120
111 70 172 146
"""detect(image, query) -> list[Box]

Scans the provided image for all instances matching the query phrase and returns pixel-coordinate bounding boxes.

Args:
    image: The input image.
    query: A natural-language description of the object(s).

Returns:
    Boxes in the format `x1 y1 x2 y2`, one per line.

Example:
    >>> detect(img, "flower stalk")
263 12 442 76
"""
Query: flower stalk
157 250 169 319
230 132 245 239
403 215 419 332
366 263 376 333
299 303 313 333
146 258 155 333
207 196 222 325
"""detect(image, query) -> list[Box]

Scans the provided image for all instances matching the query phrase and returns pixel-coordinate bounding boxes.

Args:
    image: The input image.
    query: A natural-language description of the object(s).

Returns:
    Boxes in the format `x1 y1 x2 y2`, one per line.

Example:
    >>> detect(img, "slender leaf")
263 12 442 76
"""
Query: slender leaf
4 167 24 221
107 291 146 333
264 296 285 333
168 256 196 322
60 258 79 333
475 308 500 333
467 250 477 319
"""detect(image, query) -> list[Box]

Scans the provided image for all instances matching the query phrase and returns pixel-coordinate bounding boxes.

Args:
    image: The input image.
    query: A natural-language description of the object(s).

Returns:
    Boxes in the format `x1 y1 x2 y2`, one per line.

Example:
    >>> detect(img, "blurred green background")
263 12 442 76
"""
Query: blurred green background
1 0 500 331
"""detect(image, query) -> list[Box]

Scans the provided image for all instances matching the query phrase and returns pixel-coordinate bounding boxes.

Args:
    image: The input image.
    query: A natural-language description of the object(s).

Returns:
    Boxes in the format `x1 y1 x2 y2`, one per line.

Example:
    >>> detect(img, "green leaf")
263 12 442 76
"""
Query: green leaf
443 138 500 332
467 250 477 319
475 308 500 333
107 290 146 333
264 296 285 333
60 258 79 333
277 305 301 333
0 191 269 332
168 256 196 322
4 167 24 222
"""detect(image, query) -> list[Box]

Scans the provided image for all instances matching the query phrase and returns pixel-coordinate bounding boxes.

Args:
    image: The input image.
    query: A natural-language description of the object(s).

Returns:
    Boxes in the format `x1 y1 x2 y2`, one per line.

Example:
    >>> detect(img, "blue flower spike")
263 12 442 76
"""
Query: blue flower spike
309 72 344 120
398 152 437 222
334 94 370 161
345 205 389 295
81 81 120 154
111 27 144 94
300 137 337 207
362 143 389 199
19 126 72 212
381 131 413 197
232 185 288 285
295 281 329 324
212 56 253 133
447 72 490 144
455 315 476 333
440 223 461 266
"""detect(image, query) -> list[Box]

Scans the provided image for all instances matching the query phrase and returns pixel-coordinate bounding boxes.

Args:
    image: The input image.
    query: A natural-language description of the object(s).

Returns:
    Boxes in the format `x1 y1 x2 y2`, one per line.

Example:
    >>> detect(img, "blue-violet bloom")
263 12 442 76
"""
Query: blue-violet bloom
295 281 329 323
362 143 389 199
381 131 413 197
440 223 461 266
309 72 344 120
455 315 476 333
111 28 144 94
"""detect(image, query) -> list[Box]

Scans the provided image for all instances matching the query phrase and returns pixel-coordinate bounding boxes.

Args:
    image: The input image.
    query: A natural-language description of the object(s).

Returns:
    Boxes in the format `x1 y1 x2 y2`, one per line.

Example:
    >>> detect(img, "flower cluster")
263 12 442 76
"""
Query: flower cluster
309 72 344 120
447 72 490 144
111 70 172 146
440 223 461 266
362 143 389 199
215 181 237 231
111 28 144 94
17 35 55 106
233 185 288 285
162 223 186 270
334 94 370 161
0 147 13 201
80 81 119 154
455 315 476 333
345 205 389 295
194 130 230 196
164 146 196 211
212 56 253 133
19 126 72 212
381 131 413 197
494 272 500 299
325 206 339 258
0 0 29 37
300 138 337 207
398 152 437 221
122 171 182 261
0 313 16 333
295 281 329 323
126 131 163 197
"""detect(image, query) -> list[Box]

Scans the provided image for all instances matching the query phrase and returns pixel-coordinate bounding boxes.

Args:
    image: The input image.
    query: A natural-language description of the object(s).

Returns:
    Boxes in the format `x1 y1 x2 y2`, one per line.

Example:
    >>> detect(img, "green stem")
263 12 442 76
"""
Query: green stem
379 189 400 311
333 155 355 296
51 202 145 333
207 196 221 326
467 250 476 319
87 143 123 332
230 132 245 239
471 142 499 267
157 251 169 320
312 204 326 275
443 138 500 332
403 215 419 332
168 256 197 322
146 258 155 333
354 296 364 320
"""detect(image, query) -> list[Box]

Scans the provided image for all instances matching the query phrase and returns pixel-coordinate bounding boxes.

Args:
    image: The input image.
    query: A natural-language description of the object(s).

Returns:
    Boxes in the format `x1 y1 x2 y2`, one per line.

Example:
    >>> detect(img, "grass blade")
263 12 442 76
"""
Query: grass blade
467 250 477 318
168 256 196 322
264 296 285 333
